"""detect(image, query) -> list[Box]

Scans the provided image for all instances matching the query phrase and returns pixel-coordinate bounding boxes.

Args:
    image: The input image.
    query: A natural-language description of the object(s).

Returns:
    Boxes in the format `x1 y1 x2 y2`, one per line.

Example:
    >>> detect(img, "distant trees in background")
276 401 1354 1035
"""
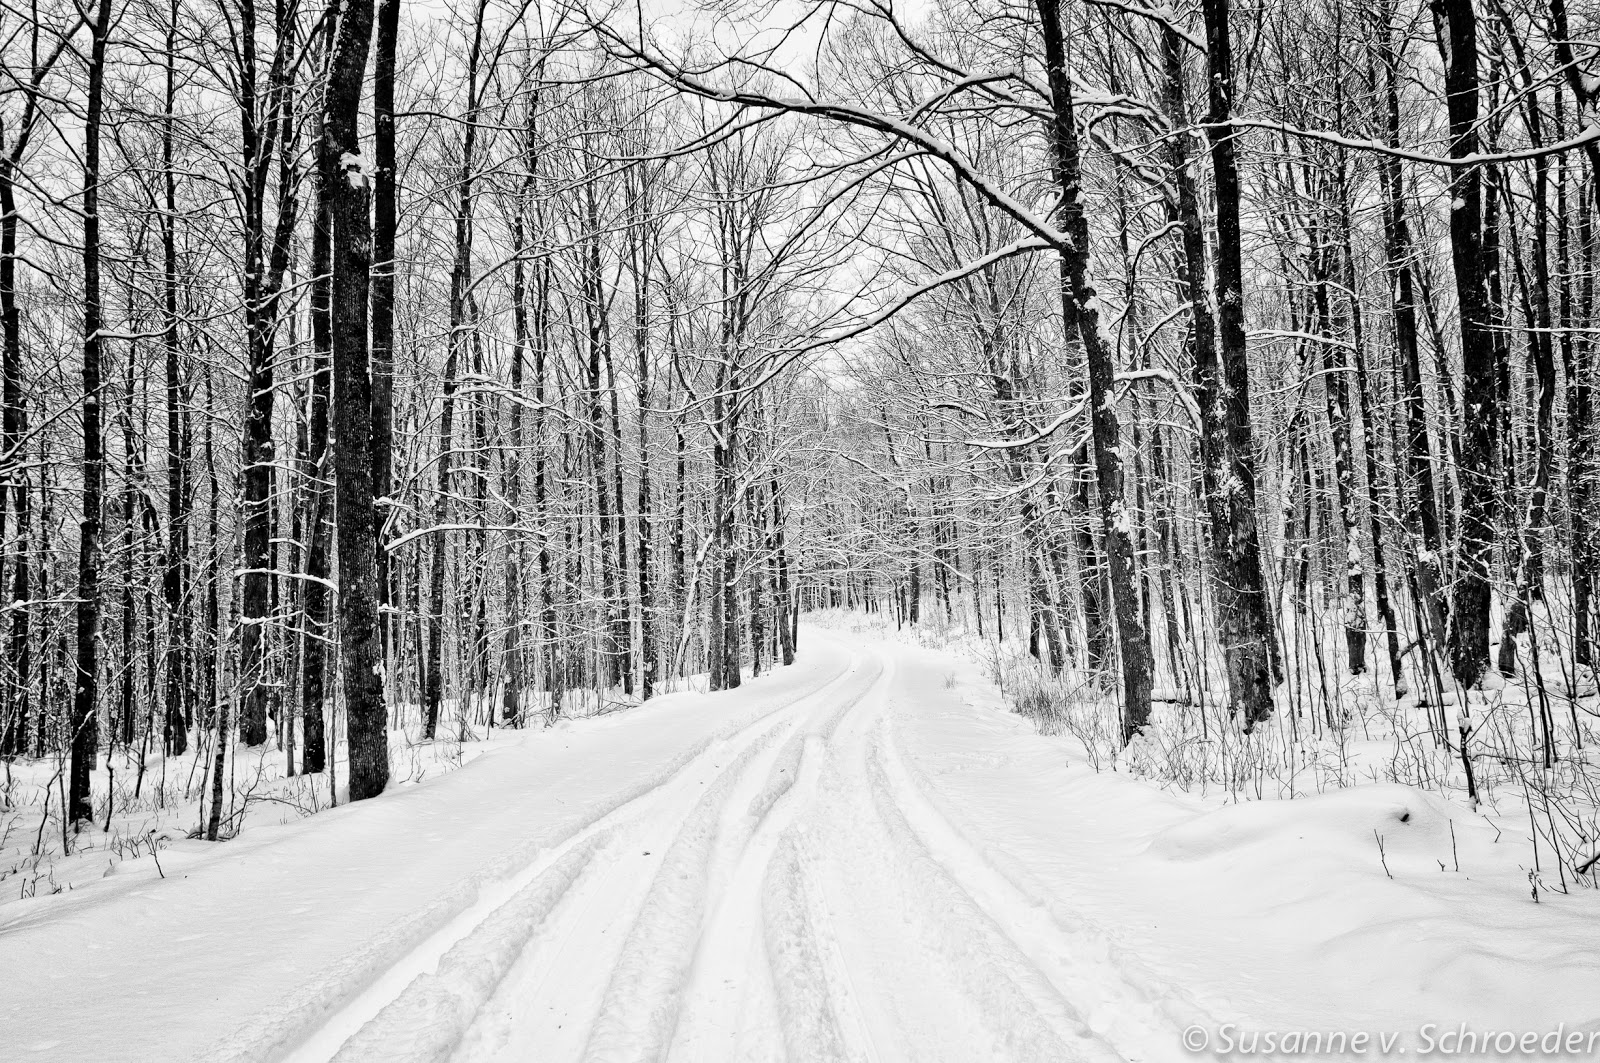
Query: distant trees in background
611 0 1599 762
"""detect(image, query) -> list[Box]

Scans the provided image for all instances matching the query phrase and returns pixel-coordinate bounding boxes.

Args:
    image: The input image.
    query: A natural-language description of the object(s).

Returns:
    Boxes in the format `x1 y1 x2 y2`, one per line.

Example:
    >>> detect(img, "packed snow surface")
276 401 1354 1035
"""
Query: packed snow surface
5 625 1599 1062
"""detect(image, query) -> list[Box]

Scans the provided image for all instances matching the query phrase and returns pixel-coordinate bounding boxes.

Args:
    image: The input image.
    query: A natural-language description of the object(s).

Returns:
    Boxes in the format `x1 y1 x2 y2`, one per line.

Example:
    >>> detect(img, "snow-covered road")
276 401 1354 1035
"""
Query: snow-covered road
8 624 1600 1062
3 630 1180 1063
286 632 1163 1063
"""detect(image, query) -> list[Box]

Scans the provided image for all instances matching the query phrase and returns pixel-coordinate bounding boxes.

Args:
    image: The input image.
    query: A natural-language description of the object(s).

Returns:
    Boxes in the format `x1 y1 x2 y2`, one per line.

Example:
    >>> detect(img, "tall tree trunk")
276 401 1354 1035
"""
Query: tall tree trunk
203 373 221 740
604 307 632 696
1035 0 1152 741
1495 17 1556 676
1567 171 1596 667
1168 13 1278 728
371 0 398 667
579 181 621 692
534 262 560 718
1432 0 1498 689
771 471 794 666
629 192 657 700
300 53 335 772
119 313 141 748
1343 196 1405 695
70 0 115 826
425 2 485 738
1316 164 1368 676
160 0 189 755
237 0 274 748
1204 0 1279 727
325 0 386 800
503 100 534 728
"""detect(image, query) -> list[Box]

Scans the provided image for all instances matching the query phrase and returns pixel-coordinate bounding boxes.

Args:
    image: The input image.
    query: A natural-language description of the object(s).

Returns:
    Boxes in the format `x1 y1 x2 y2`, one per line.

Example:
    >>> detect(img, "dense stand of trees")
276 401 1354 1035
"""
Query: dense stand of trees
604 0 1598 759
0 0 833 831
0 0 1595 834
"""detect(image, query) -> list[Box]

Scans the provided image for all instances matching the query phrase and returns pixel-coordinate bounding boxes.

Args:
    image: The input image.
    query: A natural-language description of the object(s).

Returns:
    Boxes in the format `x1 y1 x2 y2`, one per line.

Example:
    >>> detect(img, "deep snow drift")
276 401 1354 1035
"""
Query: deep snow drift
4 623 1598 1062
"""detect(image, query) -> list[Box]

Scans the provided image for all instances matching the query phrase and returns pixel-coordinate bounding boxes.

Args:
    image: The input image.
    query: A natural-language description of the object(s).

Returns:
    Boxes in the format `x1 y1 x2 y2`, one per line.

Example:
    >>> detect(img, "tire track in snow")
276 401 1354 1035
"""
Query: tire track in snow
760 833 858 1063
285 647 868 1063
668 654 892 1062
873 717 1206 1063
576 717 795 1063
329 831 613 1063
580 655 893 1063
755 651 900 1063
859 727 1124 1063
438 649 884 1063
790 646 1122 1063
448 712 811 1063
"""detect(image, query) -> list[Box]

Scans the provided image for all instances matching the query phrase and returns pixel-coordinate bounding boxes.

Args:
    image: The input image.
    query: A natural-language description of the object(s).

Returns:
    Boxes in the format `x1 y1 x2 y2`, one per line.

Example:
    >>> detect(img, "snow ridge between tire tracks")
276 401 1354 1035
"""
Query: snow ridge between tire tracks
583 652 892 1063
759 650 898 1063
578 716 794 1063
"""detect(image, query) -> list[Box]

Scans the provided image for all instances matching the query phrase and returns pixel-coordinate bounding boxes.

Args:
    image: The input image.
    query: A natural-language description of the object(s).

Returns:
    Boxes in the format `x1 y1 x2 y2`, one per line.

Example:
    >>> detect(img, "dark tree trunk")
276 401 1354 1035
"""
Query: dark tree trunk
1311 180 1366 676
1432 0 1498 690
0 166 24 760
426 13 485 738
719 366 741 691
1168 13 1278 728
603 314 632 698
1495 21 1556 676
632 233 657 700
1568 181 1596 667
503 101 534 728
534 263 560 719
1343 205 1405 696
1548 0 1599 666
424 343 455 740
237 0 274 748
749 478 766 678
202 374 221 736
371 0 398 664
1035 0 1152 741
300 58 335 773
69 0 115 827
298 279 331 774
160 0 189 755
771 473 794 666
325 0 387 800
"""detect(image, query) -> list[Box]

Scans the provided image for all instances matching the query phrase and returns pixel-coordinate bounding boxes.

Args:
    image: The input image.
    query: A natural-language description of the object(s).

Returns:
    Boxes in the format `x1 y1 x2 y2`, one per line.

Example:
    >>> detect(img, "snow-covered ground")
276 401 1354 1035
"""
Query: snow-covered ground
0 719 509 908
5 622 1599 1062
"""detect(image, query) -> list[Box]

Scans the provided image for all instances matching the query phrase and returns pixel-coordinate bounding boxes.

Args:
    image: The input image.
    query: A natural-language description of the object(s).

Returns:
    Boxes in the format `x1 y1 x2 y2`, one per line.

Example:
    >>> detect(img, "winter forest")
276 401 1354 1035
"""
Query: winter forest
3 0 1600 1053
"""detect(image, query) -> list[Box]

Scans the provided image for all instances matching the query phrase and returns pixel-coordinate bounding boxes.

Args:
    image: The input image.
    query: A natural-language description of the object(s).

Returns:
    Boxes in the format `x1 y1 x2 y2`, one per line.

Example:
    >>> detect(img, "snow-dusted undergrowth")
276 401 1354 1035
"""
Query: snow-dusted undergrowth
0 721 496 908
